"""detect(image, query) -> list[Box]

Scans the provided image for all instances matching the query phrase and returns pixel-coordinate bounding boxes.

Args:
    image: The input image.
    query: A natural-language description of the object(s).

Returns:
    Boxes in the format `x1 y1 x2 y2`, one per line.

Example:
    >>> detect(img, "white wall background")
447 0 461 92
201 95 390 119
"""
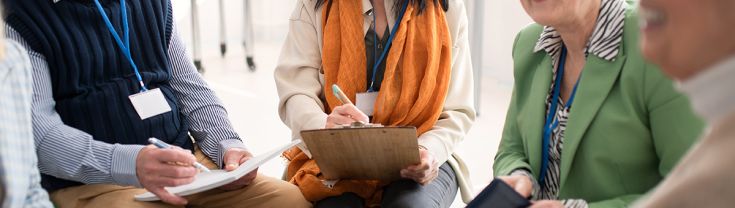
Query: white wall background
480 0 533 87
173 0 296 53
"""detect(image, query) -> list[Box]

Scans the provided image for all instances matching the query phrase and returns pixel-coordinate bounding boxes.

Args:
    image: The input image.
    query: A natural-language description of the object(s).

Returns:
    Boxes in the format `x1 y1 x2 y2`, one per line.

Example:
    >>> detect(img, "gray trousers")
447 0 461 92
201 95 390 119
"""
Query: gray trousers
315 162 458 208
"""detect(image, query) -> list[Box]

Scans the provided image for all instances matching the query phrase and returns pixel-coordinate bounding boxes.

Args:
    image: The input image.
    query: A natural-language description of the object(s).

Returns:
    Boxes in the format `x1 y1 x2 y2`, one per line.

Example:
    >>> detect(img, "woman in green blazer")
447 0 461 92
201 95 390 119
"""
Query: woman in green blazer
493 0 704 207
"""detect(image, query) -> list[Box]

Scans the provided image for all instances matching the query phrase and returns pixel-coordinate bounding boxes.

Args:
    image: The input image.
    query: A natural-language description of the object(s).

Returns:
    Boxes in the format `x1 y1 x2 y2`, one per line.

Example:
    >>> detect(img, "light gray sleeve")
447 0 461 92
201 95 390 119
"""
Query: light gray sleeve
24 153 53 208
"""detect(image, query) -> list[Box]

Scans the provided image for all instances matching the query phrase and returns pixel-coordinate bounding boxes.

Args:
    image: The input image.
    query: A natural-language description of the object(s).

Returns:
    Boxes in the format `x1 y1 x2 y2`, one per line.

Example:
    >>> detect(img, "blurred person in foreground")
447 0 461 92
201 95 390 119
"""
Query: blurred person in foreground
0 8 53 207
634 0 735 207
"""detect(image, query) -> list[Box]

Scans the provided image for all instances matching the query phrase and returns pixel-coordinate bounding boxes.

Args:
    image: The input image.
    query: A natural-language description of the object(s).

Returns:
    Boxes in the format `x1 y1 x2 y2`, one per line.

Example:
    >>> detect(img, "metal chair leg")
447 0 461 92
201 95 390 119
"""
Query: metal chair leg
191 0 204 72
243 0 256 71
219 0 227 57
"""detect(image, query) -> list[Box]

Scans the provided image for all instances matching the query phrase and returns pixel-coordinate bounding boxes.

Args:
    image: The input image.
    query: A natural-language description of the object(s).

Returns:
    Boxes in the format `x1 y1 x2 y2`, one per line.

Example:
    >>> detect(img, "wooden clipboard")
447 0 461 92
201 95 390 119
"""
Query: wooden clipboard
300 126 420 181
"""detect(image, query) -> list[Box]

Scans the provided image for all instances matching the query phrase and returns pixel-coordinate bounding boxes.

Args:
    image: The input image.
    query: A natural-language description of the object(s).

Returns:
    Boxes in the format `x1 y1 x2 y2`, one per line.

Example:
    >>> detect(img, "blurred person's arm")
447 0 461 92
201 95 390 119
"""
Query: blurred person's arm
25 150 53 207
13 42 54 207
0 39 53 207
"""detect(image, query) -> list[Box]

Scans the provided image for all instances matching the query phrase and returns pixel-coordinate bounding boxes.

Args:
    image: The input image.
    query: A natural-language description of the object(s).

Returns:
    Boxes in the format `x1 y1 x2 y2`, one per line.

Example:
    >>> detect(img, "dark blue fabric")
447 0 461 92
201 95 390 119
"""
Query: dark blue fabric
5 0 192 192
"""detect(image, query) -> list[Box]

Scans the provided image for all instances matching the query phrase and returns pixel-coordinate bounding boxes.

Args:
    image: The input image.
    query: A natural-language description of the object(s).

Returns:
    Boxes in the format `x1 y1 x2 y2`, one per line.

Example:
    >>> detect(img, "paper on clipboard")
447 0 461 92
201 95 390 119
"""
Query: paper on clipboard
300 126 420 181
134 140 301 201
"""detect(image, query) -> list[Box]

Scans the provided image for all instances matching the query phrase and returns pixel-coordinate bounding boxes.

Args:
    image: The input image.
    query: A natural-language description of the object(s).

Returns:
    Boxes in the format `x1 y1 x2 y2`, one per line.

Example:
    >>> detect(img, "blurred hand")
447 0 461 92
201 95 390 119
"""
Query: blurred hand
218 148 257 191
136 145 198 205
530 200 564 208
400 148 439 185
325 104 369 128
498 175 533 198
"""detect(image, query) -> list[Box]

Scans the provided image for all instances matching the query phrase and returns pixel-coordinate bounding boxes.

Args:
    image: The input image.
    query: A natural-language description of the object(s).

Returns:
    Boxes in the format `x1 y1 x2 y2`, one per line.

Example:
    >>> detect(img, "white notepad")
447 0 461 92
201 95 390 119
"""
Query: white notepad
134 140 301 201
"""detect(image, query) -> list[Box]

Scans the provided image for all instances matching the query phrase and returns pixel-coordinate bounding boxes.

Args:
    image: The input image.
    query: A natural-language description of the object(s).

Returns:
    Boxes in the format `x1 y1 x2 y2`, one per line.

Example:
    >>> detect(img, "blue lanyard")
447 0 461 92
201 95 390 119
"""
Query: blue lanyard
372 8 378 91
368 0 409 92
94 0 147 92
539 47 580 187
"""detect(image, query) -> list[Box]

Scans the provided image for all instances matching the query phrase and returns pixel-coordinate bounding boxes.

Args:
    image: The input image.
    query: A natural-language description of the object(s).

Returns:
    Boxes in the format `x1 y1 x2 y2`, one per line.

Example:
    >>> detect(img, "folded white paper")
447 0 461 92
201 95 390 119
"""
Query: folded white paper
134 140 301 201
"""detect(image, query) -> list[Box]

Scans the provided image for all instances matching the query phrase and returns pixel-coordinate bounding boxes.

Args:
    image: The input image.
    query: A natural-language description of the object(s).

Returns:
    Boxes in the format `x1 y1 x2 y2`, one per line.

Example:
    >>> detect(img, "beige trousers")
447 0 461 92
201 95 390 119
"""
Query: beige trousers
50 147 312 208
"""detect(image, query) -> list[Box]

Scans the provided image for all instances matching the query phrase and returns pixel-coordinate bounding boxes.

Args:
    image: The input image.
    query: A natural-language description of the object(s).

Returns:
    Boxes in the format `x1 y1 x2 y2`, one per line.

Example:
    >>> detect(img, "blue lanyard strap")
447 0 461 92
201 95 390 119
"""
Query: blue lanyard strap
94 0 147 92
373 9 378 90
368 0 410 92
539 47 581 187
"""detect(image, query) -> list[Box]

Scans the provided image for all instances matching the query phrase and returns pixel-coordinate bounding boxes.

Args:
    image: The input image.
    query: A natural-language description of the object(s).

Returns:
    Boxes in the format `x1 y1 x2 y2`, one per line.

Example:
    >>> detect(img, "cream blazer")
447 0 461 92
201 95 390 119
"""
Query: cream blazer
274 0 476 203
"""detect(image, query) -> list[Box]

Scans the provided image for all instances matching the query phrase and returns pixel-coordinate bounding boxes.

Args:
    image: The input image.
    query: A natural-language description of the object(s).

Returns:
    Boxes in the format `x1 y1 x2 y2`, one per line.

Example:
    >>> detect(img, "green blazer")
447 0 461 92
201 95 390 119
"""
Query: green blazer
492 6 704 208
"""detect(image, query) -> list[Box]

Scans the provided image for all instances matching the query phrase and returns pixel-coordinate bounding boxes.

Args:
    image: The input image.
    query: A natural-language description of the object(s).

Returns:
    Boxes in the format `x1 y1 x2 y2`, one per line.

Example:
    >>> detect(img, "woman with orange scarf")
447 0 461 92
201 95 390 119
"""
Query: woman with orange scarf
274 0 474 207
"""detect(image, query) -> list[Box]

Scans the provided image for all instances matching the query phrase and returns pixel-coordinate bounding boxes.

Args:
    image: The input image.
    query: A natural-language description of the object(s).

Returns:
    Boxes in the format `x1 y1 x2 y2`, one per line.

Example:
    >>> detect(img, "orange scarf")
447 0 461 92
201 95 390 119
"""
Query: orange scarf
322 0 452 134
285 0 452 205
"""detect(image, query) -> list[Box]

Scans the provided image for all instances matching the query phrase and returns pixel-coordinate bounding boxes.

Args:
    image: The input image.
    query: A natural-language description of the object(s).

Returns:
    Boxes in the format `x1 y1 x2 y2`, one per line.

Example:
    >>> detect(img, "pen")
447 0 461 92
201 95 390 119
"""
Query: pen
332 84 368 125
148 138 211 172
332 84 354 105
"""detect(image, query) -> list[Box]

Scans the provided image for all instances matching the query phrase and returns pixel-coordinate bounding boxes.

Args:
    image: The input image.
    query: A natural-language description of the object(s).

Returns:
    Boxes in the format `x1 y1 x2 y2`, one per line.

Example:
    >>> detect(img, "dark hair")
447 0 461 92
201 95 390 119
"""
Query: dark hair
315 0 449 16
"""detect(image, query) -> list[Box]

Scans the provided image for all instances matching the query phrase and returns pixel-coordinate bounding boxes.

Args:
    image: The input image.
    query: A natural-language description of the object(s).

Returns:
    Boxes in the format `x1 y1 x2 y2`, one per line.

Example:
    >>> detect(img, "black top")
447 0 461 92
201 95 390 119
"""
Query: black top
365 25 391 91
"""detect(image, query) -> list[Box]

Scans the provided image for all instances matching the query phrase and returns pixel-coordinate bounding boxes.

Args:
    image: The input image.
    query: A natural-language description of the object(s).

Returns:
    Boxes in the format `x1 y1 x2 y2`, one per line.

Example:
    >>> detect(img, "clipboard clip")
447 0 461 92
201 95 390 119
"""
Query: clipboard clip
339 122 384 128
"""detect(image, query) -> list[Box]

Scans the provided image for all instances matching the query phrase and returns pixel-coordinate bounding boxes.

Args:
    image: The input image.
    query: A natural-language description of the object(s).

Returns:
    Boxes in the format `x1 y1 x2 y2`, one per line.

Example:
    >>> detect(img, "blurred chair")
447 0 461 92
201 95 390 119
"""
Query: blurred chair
241 0 256 71
191 0 203 72
190 0 257 73
219 0 227 57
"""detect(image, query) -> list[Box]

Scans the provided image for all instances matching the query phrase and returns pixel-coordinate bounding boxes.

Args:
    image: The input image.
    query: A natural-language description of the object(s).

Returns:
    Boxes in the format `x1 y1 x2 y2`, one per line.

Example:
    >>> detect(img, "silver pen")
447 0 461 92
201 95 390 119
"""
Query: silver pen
148 138 211 172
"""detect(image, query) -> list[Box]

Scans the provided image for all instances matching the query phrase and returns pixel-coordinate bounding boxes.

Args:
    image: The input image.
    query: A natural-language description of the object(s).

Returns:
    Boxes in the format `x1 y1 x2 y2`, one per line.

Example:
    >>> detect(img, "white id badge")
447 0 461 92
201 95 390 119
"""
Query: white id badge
356 91 379 116
128 88 172 120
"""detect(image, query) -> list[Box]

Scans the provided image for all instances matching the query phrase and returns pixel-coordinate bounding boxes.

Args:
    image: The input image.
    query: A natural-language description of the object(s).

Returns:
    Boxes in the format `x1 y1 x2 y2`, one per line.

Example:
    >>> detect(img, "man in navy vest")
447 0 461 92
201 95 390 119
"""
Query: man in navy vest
3 0 311 207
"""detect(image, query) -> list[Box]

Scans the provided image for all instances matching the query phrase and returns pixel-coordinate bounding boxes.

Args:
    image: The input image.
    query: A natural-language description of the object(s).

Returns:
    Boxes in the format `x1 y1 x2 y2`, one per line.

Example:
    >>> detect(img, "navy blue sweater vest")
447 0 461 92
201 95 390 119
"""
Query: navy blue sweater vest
5 0 193 192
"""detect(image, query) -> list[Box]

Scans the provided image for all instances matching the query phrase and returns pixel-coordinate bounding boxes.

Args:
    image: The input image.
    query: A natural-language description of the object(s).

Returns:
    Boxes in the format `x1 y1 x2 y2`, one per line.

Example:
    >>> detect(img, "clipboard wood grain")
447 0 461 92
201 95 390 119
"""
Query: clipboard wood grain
300 127 420 181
